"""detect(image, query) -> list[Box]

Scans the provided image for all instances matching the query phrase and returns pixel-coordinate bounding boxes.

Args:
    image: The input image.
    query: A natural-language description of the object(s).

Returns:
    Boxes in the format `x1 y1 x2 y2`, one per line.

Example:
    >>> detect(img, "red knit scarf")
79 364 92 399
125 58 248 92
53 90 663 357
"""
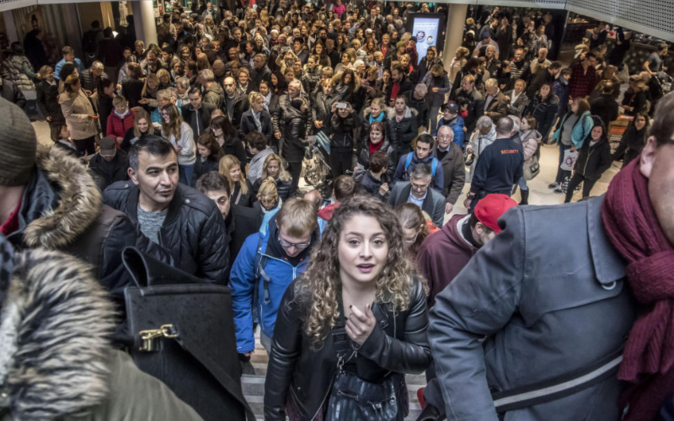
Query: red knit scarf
601 158 674 421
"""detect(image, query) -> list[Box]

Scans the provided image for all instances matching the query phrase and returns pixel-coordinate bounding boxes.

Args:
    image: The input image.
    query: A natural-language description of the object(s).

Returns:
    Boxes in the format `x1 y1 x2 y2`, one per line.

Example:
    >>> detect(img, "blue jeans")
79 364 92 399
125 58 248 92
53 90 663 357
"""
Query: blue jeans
555 143 572 185
179 164 194 186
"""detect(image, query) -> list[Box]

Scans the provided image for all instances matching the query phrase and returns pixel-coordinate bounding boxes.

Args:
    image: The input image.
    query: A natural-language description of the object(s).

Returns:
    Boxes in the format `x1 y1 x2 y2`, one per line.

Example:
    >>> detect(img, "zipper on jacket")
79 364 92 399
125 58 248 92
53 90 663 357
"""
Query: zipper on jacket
583 146 595 175
309 371 338 421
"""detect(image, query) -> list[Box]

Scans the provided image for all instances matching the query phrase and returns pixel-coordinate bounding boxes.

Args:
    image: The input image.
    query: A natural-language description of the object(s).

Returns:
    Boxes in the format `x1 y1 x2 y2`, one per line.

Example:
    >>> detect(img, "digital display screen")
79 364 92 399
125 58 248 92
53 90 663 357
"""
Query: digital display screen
412 17 441 64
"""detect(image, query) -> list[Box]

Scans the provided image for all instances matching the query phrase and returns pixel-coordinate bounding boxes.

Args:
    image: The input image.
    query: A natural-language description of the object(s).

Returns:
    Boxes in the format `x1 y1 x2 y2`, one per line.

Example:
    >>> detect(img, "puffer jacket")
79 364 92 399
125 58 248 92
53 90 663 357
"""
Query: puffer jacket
387 107 418 155
466 124 497 183
5 146 167 303
36 79 63 122
575 121 612 181
103 180 229 284
230 217 317 353
264 276 431 421
0 243 203 421
326 110 361 150
2 54 35 91
273 93 310 163
406 91 430 130
521 129 542 162
527 93 559 141
59 89 98 140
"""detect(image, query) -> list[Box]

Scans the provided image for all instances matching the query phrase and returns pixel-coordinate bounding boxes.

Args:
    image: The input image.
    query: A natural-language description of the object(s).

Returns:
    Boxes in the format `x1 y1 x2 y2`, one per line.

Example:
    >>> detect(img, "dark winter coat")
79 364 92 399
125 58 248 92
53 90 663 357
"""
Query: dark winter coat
250 65 272 91
231 179 255 208
36 79 63 122
429 197 635 421
406 91 430 130
527 93 560 140
590 94 619 129
240 108 274 140
393 151 444 192
612 122 647 168
264 277 431 421
273 94 310 163
191 156 220 186
223 92 250 128
385 74 415 104
88 150 130 191
356 135 396 175
311 91 340 132
417 214 477 307
422 72 451 108
387 107 418 155
103 181 230 284
358 170 391 201
435 142 466 205
453 87 484 132
252 176 293 202
326 110 361 150
388 181 446 228
575 129 612 181
5 146 165 303
181 102 215 138
121 79 145 108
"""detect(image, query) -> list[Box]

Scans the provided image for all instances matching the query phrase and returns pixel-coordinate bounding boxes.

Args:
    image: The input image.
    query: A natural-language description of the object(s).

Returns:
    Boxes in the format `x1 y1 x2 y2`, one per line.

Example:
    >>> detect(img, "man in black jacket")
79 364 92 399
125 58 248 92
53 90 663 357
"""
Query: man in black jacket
590 82 620 129
195 172 260 268
89 137 129 191
250 53 271 91
104 135 230 284
181 87 215 138
464 117 523 212
223 76 249 129
386 65 414 106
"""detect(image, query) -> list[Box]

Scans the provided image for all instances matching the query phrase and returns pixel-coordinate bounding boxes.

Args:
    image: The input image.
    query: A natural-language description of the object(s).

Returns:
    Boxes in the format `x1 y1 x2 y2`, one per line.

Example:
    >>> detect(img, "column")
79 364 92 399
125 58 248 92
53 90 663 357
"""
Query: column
3 11 18 44
442 4 468 65
131 0 157 46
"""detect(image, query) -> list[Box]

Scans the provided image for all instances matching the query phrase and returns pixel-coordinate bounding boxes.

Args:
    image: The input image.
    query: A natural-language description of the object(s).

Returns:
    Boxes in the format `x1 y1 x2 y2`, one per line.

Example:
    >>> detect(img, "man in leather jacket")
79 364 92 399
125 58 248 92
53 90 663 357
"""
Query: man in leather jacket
104 135 229 284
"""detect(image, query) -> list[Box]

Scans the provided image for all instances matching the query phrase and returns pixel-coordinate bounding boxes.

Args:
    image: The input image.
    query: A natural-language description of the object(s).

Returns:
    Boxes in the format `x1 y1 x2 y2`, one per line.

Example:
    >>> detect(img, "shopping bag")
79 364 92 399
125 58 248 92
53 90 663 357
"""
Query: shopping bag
560 150 579 171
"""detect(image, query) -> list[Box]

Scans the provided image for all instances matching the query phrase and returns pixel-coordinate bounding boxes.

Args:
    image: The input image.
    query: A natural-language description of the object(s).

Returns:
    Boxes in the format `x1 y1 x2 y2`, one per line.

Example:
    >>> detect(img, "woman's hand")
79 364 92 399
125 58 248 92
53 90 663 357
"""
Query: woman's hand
314 120 323 128
274 132 282 139
346 304 376 346
570 146 577 152
331 101 338 112
432 87 439 93
174 145 183 153
138 98 149 105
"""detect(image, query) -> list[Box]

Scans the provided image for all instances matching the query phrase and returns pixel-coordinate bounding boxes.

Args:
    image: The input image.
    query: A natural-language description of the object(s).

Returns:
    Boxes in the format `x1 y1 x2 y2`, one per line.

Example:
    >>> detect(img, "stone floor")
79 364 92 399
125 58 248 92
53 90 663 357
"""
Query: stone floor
32 119 620 221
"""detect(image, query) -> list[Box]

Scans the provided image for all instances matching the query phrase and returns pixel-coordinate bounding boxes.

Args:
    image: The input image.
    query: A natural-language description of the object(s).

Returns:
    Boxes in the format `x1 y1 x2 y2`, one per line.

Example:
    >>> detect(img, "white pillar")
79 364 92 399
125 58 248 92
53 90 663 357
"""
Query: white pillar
131 0 157 46
3 11 18 44
442 4 468 65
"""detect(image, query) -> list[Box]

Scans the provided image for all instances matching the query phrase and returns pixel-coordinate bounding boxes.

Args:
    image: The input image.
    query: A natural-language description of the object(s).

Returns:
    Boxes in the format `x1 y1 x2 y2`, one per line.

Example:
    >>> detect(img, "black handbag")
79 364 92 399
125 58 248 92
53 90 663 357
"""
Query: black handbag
325 316 403 421
122 247 255 421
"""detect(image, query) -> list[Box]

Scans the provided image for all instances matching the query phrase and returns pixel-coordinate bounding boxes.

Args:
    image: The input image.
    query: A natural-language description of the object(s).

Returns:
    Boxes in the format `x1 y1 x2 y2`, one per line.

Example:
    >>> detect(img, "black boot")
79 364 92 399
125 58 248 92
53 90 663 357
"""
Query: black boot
416 403 444 421
520 189 529 205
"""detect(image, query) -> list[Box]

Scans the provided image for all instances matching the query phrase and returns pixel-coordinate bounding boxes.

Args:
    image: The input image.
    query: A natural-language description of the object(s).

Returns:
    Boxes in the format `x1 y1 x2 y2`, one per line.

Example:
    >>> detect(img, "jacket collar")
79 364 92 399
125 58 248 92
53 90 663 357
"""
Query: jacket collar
588 195 626 286
126 183 185 229
11 146 101 249
0 248 116 420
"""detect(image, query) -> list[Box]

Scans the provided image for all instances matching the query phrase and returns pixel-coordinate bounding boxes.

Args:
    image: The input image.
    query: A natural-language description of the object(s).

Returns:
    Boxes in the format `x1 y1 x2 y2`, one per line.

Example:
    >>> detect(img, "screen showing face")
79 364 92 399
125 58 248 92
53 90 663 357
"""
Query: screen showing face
412 17 440 64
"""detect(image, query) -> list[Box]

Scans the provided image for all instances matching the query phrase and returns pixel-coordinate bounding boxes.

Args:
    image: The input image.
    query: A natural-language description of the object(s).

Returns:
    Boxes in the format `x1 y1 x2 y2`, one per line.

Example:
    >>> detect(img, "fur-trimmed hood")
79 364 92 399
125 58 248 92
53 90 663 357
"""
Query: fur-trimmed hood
0 247 116 420
19 145 102 250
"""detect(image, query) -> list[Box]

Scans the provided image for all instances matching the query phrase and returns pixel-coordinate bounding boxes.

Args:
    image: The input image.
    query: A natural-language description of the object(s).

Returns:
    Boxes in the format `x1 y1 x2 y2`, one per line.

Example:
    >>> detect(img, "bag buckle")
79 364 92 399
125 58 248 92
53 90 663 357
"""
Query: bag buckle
139 324 179 352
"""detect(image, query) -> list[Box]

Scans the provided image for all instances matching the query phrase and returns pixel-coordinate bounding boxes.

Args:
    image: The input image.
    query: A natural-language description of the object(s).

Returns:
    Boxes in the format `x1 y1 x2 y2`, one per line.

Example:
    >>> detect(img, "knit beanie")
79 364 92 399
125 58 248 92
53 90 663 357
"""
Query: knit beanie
0 97 37 186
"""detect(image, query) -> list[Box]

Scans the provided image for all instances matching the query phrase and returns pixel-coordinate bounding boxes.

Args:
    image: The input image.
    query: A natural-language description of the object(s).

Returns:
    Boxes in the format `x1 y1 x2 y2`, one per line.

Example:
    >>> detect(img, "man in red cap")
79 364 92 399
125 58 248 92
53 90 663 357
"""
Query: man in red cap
415 193 517 420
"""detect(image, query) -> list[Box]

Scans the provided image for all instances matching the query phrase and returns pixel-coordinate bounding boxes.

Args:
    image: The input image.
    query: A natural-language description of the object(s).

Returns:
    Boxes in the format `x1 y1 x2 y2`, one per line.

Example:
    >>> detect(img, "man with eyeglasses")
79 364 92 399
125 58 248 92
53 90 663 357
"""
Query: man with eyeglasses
434 125 466 215
230 198 319 355
393 134 444 193
388 163 445 228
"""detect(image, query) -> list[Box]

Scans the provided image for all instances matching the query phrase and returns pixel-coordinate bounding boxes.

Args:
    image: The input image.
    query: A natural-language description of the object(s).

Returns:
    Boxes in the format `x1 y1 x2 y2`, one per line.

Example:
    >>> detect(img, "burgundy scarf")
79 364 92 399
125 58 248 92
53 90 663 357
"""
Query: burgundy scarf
602 158 674 421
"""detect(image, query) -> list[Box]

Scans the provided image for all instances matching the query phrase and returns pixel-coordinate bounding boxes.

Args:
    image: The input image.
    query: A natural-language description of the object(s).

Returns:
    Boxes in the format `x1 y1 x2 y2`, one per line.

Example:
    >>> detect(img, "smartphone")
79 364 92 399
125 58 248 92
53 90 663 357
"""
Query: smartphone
336 102 347 109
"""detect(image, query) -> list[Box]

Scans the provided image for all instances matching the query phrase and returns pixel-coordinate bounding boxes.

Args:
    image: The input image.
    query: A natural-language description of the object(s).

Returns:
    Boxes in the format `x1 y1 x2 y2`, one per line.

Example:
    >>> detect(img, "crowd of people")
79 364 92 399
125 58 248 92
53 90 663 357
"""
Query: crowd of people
0 1 673 421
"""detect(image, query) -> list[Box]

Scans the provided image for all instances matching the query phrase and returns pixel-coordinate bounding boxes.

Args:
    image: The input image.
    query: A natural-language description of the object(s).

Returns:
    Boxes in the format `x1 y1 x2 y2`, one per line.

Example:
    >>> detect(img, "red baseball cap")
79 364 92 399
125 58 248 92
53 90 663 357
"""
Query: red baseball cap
474 194 518 233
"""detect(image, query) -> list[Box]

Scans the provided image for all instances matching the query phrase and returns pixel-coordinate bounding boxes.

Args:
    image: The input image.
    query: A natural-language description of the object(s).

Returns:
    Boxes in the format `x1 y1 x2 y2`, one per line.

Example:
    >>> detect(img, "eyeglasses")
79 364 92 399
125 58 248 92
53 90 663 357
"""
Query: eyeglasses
278 236 311 250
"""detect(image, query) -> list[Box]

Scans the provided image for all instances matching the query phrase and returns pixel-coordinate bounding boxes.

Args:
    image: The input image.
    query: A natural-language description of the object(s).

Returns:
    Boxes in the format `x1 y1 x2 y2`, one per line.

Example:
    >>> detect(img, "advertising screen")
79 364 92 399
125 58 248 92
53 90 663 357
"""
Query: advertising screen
412 17 441 64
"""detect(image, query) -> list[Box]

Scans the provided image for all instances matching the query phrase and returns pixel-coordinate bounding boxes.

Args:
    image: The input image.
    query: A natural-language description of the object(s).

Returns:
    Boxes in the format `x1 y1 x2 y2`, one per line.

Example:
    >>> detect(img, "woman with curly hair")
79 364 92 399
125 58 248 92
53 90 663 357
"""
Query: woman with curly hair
264 194 431 421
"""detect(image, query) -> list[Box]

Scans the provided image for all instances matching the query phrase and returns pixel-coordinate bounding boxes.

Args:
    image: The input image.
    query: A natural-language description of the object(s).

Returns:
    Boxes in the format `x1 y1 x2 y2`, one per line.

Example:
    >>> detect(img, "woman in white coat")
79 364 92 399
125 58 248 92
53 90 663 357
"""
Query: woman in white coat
465 116 496 183
160 104 196 185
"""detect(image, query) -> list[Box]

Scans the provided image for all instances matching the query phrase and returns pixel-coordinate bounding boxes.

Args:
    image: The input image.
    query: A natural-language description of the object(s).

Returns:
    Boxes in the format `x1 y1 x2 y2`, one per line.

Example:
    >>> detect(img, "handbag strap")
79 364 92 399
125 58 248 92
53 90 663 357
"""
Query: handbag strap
172 335 256 421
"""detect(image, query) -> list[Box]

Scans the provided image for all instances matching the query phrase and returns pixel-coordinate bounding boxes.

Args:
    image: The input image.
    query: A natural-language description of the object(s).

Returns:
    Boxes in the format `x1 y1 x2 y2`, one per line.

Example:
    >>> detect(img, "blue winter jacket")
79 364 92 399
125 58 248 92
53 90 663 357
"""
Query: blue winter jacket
230 218 311 353
433 115 465 149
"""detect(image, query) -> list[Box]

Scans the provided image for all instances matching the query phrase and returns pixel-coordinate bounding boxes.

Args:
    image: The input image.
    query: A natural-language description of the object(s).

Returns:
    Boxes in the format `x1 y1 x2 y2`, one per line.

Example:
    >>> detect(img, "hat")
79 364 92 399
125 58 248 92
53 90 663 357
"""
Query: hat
0 98 37 186
474 194 518 233
482 31 492 40
409 36 417 43
98 137 117 157
443 101 459 114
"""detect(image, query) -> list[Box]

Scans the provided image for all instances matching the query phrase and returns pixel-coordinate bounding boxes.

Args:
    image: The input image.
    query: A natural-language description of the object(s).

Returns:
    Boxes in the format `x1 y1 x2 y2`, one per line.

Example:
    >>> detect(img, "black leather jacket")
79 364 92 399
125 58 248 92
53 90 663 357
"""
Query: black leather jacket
103 181 229 284
264 277 431 421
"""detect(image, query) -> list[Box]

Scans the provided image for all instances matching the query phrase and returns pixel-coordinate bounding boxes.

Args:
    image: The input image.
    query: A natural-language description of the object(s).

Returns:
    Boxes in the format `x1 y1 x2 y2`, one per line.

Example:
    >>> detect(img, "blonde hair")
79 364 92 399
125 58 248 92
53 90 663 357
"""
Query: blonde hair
261 153 291 182
257 177 278 202
276 198 318 237
157 68 171 83
141 73 159 97
160 104 183 141
248 91 264 105
218 154 249 194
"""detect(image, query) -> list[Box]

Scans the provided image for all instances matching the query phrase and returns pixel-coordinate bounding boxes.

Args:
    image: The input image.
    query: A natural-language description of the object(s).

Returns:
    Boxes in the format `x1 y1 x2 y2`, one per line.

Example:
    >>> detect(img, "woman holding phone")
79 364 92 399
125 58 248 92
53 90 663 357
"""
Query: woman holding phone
58 74 99 155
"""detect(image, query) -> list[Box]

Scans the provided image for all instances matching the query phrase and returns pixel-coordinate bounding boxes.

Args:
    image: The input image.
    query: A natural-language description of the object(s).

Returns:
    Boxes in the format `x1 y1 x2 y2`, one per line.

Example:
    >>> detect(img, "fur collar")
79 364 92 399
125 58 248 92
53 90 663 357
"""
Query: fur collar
0 248 116 420
23 145 102 249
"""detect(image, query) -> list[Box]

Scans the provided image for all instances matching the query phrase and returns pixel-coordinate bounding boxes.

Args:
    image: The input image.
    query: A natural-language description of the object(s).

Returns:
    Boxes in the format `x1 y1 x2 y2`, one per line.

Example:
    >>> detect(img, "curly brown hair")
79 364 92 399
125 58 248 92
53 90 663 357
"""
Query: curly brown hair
294 194 424 350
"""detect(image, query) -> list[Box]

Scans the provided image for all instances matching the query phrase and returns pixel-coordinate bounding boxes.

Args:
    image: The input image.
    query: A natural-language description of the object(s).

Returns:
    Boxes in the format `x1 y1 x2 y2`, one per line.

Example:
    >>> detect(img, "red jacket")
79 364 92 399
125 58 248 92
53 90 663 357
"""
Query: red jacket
416 214 478 307
107 110 135 143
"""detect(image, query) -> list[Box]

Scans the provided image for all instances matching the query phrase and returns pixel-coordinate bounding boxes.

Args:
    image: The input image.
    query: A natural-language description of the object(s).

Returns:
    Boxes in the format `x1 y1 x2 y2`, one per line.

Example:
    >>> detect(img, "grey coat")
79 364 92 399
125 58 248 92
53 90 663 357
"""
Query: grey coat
429 196 635 421
388 181 445 228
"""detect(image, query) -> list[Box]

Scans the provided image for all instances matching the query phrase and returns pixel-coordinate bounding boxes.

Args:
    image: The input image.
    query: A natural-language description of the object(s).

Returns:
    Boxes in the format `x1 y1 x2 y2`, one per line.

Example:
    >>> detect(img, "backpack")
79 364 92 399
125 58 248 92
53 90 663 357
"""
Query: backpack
404 153 437 178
